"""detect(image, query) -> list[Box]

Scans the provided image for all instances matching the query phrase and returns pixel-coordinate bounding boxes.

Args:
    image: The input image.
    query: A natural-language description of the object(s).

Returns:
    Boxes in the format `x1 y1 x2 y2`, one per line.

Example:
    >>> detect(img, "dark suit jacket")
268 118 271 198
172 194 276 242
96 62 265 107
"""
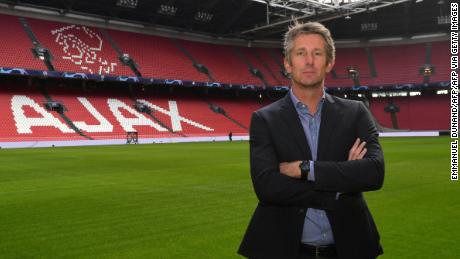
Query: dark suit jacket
238 93 385 259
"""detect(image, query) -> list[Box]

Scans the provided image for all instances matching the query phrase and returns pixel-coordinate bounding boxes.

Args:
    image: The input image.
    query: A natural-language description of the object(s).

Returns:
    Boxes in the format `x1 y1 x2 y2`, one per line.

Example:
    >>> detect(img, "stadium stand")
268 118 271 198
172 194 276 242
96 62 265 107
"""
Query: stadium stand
25 17 134 76
0 79 449 143
0 81 254 142
0 14 47 71
0 14 448 87
238 47 280 86
0 83 84 141
106 29 209 81
206 97 264 128
253 47 291 86
137 95 248 137
369 43 426 85
430 41 451 83
369 95 449 130
177 39 261 85
327 47 371 87
44 86 149 140
0 13 450 143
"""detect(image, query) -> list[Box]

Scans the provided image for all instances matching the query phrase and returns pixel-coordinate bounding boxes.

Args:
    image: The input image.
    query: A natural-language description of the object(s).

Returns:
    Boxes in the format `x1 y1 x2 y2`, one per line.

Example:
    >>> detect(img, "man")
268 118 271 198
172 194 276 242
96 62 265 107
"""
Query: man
238 21 384 259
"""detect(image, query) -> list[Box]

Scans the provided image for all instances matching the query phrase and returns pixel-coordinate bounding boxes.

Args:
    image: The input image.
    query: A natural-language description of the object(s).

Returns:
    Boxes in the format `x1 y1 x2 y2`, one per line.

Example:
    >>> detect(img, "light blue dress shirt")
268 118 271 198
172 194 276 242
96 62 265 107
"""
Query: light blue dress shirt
289 90 335 245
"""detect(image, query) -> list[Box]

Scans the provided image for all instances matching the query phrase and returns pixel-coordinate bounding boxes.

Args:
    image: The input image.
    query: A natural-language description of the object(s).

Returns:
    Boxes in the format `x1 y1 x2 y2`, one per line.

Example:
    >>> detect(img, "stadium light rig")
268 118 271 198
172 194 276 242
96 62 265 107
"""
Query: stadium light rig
436 90 448 95
437 16 448 25
32 46 51 61
195 11 213 22
158 5 178 16
361 22 378 31
116 0 138 9
371 92 410 98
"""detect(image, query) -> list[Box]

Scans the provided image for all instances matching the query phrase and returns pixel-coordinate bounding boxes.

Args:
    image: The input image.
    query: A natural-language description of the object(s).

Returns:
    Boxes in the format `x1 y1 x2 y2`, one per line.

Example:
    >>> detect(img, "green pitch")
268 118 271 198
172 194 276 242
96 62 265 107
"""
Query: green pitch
0 137 456 258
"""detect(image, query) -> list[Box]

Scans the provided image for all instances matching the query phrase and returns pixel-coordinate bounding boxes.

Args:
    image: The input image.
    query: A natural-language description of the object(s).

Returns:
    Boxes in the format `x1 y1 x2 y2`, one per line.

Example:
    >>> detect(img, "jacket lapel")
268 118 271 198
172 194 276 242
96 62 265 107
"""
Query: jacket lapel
317 93 342 160
279 94 312 160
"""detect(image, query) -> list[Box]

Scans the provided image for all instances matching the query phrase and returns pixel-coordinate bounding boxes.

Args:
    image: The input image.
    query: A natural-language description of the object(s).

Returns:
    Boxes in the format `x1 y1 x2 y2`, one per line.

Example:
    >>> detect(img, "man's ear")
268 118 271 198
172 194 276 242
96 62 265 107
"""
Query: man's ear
326 59 335 73
284 57 292 74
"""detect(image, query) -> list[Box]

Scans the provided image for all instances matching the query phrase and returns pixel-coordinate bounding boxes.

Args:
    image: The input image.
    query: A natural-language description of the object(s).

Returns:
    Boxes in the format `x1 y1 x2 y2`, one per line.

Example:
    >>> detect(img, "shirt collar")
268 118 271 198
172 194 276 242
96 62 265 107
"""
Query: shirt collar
289 88 326 112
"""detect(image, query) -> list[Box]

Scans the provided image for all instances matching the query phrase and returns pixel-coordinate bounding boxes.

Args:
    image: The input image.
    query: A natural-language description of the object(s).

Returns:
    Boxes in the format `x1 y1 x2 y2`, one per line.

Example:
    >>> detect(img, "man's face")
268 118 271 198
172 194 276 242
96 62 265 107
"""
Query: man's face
284 33 334 89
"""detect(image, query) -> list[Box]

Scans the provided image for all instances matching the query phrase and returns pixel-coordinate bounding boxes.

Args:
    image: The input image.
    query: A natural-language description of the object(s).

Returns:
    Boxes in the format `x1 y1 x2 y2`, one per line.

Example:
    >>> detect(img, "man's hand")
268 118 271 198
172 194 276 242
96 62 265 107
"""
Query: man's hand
348 138 367 161
279 161 302 179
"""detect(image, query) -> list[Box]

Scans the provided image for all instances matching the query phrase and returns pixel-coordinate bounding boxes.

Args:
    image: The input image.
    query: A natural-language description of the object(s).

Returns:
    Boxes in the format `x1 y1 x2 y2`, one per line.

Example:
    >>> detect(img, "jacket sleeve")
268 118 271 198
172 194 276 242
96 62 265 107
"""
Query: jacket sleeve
314 102 385 193
249 111 336 209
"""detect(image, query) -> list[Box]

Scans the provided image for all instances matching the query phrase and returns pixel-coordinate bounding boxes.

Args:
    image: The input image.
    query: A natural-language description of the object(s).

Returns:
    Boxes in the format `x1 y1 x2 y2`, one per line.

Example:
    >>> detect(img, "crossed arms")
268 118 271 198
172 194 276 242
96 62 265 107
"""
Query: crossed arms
249 102 384 208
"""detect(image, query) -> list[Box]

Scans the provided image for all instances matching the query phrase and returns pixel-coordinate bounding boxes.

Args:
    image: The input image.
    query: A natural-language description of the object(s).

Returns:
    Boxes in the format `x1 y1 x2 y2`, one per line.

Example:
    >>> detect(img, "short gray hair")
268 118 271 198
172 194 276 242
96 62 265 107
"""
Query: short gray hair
283 21 335 65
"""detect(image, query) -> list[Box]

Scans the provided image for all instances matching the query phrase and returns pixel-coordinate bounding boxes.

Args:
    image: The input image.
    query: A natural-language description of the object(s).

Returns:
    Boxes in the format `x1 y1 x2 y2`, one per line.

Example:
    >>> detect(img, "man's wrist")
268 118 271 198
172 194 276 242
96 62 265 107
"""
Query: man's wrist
299 160 310 180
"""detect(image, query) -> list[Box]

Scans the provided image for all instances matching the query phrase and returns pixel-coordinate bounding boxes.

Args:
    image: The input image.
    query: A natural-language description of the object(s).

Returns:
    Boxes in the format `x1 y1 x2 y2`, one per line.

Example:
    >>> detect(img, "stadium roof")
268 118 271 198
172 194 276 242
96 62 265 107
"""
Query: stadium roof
0 0 450 41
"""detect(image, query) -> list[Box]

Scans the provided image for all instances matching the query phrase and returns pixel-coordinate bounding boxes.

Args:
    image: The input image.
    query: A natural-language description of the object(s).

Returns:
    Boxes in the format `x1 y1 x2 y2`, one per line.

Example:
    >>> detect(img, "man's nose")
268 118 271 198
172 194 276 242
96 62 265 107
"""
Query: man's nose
304 53 314 65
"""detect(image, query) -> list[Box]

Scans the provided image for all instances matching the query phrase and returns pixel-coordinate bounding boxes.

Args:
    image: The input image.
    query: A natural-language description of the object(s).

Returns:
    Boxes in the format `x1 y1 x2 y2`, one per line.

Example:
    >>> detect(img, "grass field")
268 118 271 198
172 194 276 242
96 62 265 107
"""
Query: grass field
0 137 457 258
